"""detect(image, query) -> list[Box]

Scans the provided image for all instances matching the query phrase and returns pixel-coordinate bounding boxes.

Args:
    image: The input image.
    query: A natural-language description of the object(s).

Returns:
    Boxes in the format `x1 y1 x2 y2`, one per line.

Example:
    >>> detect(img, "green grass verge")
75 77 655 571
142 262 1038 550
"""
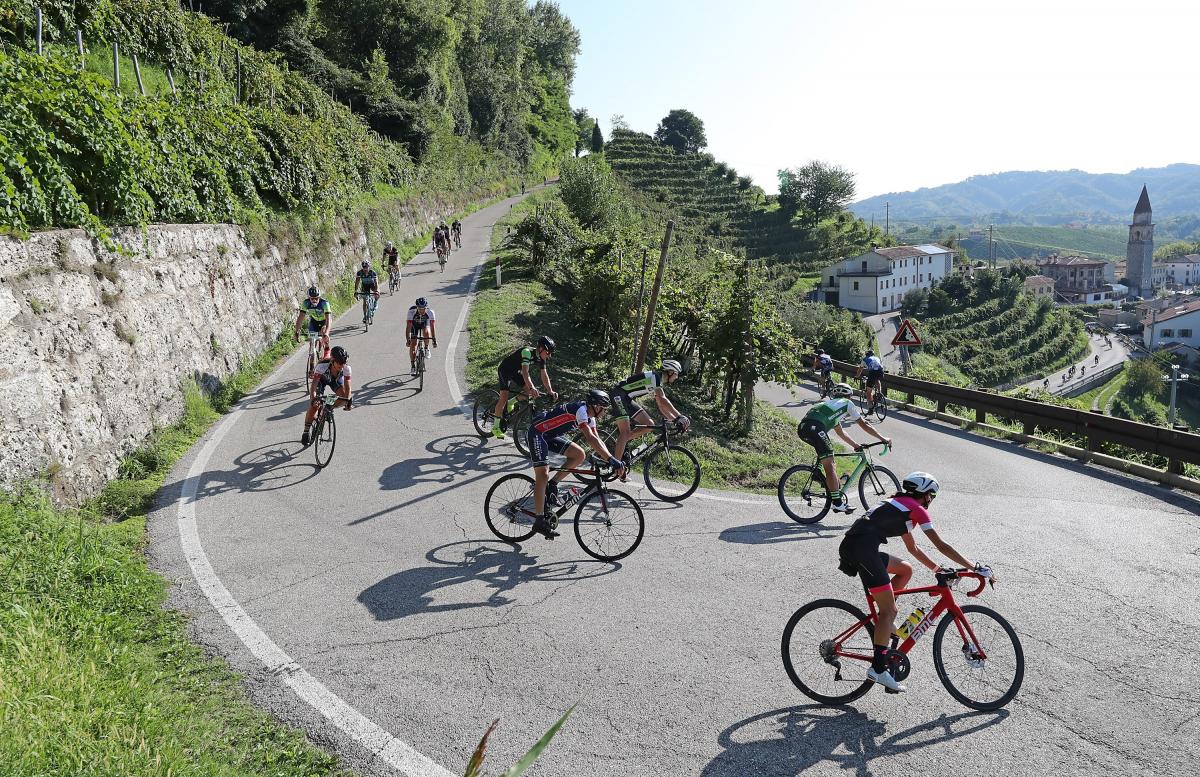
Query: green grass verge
468 193 818 495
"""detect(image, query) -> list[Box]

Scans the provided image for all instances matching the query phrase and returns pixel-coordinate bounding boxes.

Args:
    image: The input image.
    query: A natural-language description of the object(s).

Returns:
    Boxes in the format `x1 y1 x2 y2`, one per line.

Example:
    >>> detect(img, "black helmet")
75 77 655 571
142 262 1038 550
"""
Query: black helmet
307 286 320 298
866 349 875 357
330 346 349 364
586 389 612 408
415 297 428 307
537 335 556 353
361 260 370 268
816 348 825 355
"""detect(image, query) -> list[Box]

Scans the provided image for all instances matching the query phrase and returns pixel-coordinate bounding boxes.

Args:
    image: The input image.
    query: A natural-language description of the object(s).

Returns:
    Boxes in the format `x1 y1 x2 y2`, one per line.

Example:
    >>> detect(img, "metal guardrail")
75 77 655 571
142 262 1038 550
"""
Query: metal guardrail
1060 361 1125 398
827 358 1200 476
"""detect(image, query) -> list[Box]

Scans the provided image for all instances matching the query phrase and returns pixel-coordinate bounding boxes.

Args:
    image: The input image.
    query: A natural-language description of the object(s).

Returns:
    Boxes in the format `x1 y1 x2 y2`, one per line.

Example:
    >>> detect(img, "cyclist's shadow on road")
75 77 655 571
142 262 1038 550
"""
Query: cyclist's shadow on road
357 540 619 620
701 705 1008 777
195 441 320 498
353 374 422 407
718 520 850 546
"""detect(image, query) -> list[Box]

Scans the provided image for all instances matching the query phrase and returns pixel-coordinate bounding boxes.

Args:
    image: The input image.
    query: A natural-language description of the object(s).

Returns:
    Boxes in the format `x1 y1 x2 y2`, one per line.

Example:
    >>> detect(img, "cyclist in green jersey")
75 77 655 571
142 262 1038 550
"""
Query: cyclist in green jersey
610 359 689 462
293 286 331 357
491 336 558 439
797 383 891 513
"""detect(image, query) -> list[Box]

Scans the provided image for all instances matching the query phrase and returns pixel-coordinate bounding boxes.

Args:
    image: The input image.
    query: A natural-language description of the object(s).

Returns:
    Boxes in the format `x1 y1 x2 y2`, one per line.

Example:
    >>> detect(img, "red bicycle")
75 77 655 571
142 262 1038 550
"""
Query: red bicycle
781 569 1024 710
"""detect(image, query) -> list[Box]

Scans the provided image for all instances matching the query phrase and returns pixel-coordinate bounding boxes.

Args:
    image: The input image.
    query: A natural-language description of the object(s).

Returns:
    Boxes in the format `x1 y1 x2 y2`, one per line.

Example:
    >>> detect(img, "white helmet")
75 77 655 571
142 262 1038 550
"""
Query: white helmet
830 382 854 398
902 472 940 496
662 359 683 375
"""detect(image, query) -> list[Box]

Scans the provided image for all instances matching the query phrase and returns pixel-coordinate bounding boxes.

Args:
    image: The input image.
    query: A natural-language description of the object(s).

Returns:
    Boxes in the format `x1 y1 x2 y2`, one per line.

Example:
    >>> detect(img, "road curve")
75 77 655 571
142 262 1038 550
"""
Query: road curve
150 192 1200 777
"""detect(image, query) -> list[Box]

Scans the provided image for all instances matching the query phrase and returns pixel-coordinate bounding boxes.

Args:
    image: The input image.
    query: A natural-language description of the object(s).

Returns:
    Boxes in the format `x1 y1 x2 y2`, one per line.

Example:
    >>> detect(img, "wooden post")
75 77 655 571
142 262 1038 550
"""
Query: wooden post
132 54 146 96
975 408 985 423
631 248 648 375
739 253 756 434
496 255 502 288
636 224 671 373
76 29 85 68
112 42 120 90
936 399 946 414
235 49 241 104
166 69 176 95
36 7 43 55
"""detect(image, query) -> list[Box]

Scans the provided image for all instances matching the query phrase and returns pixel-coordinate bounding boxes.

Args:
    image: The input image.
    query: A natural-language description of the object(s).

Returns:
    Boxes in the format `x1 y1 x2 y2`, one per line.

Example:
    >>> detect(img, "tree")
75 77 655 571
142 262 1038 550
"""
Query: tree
1125 359 1164 400
900 287 929 318
591 122 604 153
776 162 857 225
558 155 619 229
654 109 706 154
1154 240 1200 261
927 286 953 317
610 113 630 131
573 108 594 157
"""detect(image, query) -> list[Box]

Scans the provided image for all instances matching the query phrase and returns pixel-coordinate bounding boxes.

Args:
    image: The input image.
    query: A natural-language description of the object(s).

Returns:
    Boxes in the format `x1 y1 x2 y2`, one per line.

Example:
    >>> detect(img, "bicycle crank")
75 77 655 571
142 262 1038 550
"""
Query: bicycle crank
886 650 911 681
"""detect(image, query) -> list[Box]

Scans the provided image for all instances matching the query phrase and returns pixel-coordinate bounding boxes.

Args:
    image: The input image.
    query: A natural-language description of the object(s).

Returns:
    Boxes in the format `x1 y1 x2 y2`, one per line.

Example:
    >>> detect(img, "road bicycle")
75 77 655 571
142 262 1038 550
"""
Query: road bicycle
471 390 553 456
781 569 1024 710
453 230 462 249
483 458 645 561
777 441 899 524
309 393 344 468
600 420 701 502
816 373 835 400
436 245 448 272
388 268 400 295
855 379 888 423
300 331 325 395
356 292 379 331
412 335 432 392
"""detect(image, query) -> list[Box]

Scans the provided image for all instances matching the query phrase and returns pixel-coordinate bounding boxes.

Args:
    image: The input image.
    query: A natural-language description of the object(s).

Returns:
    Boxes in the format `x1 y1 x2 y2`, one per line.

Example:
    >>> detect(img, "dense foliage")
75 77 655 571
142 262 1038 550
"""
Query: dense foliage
653 108 706 154
777 161 856 227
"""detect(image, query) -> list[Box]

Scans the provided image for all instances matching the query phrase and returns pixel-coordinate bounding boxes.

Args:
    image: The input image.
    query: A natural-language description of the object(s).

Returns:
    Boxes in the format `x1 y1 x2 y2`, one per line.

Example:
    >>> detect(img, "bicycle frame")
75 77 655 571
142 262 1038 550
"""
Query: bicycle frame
831 572 991 666
620 421 682 466
816 441 886 480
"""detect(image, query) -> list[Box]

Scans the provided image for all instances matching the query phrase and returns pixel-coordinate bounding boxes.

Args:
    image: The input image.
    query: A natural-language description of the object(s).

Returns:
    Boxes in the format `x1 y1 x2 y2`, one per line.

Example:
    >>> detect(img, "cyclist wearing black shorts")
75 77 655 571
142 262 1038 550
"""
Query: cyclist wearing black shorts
354 260 380 321
384 241 400 284
813 349 834 393
797 383 890 514
491 336 558 440
301 346 352 446
293 286 331 356
610 359 689 461
406 297 437 374
526 390 625 539
856 350 885 407
451 220 462 247
837 472 992 693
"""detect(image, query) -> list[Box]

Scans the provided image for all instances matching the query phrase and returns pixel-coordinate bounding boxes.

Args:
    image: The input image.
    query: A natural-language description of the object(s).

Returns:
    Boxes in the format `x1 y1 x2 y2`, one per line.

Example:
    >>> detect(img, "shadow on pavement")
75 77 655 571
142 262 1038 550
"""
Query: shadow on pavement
718 520 847 545
701 704 1008 777
358 540 619 620
195 440 320 498
353 374 421 407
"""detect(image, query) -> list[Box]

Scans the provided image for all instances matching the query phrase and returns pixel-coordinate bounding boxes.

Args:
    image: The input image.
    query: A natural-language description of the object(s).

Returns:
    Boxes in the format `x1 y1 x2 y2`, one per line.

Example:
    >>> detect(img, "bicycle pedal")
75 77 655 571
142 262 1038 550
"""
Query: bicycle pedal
884 687 900 695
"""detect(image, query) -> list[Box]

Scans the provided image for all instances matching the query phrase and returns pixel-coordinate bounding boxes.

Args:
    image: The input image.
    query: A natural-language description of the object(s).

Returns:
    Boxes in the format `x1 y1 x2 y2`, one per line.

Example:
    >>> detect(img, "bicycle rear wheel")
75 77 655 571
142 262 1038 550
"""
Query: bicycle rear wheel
857 464 899 512
643 444 701 502
484 474 539 543
932 604 1024 711
305 348 314 395
472 390 501 437
314 410 336 468
777 464 831 524
512 406 533 456
781 599 875 705
872 397 888 423
574 488 644 561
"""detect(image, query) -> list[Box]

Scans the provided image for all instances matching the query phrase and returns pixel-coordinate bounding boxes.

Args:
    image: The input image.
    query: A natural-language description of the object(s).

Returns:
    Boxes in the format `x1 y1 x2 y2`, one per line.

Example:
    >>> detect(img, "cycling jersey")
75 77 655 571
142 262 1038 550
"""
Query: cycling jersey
839 496 933 593
452 222 462 233
356 269 379 289
312 360 352 391
407 306 436 329
300 298 331 331
528 400 594 467
802 398 861 431
614 371 663 400
384 248 399 266
863 355 883 371
499 347 544 379
817 354 833 371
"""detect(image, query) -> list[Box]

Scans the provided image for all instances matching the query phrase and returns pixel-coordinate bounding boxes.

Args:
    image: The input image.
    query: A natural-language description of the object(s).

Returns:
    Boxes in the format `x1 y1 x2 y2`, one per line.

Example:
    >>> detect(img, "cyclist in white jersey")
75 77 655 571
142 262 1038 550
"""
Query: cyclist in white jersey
406 297 437 375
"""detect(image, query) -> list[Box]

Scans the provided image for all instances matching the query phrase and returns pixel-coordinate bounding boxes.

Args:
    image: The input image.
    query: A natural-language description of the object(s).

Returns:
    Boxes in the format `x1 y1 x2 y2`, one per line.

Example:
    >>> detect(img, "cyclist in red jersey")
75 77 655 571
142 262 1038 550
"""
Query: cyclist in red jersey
837 472 994 693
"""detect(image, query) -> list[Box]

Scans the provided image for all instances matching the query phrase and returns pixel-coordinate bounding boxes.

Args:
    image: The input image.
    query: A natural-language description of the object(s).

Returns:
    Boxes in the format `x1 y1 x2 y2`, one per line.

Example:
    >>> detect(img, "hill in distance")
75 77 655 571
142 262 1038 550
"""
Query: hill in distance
852 164 1200 223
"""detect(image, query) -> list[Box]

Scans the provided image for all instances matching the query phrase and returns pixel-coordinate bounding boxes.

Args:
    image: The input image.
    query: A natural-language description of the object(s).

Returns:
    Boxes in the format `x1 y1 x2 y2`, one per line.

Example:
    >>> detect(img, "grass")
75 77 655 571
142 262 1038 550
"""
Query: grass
789 273 821 295
468 191 820 494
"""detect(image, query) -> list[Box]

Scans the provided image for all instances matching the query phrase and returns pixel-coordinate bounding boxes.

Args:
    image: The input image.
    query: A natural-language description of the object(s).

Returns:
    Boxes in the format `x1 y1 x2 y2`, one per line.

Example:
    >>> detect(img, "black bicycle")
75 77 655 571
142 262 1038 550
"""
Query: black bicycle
412 335 433 392
777 441 899 524
472 391 552 456
816 373 835 400
388 268 400 295
855 379 888 423
309 394 343 468
599 421 700 502
483 458 645 561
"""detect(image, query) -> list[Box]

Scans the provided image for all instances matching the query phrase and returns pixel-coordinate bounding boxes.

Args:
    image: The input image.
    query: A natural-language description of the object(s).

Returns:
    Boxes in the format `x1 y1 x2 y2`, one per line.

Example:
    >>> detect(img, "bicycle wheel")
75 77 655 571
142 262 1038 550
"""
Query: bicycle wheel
362 300 370 332
304 348 314 395
781 599 875 705
472 390 501 437
777 464 831 524
857 464 899 512
855 391 871 417
574 488 644 561
932 604 1024 711
314 410 336 468
872 397 888 423
512 406 533 456
483 474 539 543
417 353 425 392
643 444 701 502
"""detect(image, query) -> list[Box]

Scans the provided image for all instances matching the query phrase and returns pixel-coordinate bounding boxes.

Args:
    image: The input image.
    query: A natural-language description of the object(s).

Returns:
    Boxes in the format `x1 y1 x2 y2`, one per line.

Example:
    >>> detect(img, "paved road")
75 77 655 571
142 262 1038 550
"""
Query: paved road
150 195 1200 777
1022 331 1132 395
862 312 905 373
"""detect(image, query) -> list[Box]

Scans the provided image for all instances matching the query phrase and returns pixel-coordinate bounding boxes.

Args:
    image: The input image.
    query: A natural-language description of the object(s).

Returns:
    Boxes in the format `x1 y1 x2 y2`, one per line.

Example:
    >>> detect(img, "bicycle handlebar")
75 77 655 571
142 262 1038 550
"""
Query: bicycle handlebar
935 569 989 597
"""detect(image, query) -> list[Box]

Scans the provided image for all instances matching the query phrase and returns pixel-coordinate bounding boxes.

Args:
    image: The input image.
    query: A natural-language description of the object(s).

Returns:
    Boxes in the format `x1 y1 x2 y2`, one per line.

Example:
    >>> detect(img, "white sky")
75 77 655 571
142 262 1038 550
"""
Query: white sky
556 0 1200 198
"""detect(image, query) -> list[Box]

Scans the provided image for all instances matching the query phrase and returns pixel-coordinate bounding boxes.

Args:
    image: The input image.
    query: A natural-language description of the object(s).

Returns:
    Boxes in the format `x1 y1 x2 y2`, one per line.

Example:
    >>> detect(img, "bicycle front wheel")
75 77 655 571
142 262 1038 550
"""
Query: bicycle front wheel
472 390 501 437
778 465 831 524
932 604 1025 711
512 407 533 456
781 599 875 705
314 411 336 468
417 355 425 392
304 349 314 395
872 397 888 423
857 464 899 512
483 474 539 543
643 444 701 502
574 488 644 561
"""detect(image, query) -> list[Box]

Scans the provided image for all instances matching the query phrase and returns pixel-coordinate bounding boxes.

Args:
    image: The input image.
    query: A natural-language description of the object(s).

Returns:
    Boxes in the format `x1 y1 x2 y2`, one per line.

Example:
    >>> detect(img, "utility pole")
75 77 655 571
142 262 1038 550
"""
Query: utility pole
635 221 674 373
1167 363 1191 427
885 203 890 236
989 224 995 269
739 252 756 433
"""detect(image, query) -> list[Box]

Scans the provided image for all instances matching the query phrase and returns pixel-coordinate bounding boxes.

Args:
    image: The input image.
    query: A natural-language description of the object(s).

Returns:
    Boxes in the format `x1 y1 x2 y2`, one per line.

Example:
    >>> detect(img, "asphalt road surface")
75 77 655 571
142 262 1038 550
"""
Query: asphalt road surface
150 192 1200 777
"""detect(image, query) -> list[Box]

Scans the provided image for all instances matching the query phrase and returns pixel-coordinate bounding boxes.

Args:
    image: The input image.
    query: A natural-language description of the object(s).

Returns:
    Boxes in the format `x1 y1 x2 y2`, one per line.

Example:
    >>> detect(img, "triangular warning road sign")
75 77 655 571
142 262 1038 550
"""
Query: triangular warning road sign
891 318 922 347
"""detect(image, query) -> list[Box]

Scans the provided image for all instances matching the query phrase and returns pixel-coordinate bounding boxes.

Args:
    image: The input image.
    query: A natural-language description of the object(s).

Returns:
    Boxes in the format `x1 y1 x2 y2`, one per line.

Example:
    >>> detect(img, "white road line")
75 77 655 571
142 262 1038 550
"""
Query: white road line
445 250 487 420
176 290 458 777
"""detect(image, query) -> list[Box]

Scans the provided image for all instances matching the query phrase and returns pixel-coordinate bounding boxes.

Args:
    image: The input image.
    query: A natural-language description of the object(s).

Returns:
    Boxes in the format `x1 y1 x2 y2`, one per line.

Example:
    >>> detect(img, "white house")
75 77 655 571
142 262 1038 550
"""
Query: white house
818 244 955 315
1162 254 1200 288
1143 299 1200 350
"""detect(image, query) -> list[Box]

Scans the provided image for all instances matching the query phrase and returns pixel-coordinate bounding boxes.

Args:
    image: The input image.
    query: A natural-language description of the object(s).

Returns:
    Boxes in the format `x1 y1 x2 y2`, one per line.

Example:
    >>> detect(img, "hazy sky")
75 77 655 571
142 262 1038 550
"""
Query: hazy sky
556 0 1199 200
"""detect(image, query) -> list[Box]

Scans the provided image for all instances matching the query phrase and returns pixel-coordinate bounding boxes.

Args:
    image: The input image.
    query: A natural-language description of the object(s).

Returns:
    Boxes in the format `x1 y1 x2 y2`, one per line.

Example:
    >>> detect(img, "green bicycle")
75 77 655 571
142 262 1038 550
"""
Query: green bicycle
777 441 899 524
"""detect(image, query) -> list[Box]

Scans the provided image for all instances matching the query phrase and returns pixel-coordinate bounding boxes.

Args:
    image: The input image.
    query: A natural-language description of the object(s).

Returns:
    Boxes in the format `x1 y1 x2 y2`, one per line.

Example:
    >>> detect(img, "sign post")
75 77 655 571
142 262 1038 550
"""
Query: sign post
891 319 921 374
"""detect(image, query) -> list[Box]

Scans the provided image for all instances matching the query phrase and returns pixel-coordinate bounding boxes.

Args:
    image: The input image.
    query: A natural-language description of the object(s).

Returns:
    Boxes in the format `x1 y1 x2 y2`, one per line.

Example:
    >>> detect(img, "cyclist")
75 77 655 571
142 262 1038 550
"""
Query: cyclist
796 383 891 514
406 297 437 375
294 286 331 357
836 472 993 693
383 241 401 287
856 350 885 408
451 219 462 248
354 260 380 322
812 349 834 394
301 346 352 445
610 359 690 463
527 389 626 539
433 226 449 261
491 336 559 440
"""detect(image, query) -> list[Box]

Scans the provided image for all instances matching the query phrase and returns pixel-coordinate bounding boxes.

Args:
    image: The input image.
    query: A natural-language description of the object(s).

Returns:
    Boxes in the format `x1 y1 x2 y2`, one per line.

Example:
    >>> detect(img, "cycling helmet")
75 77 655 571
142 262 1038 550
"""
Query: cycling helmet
816 348 826 355
662 359 683 375
830 382 855 398
415 297 428 307
537 335 556 353
586 389 612 408
330 346 349 364
385 240 394 249
307 286 320 298
361 260 370 268
902 472 940 496
866 349 874 357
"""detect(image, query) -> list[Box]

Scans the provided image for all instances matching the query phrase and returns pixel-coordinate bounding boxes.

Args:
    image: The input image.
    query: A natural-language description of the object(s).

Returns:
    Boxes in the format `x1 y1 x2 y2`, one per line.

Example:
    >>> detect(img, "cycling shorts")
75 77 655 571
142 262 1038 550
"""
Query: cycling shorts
838 534 892 594
528 428 573 468
865 369 884 389
797 419 834 459
611 390 647 422
306 319 326 334
408 324 430 344
497 367 525 392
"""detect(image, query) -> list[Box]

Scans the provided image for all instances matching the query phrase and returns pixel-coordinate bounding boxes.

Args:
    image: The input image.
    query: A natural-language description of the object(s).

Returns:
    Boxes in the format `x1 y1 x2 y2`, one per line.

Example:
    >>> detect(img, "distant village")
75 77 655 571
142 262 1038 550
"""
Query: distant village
815 186 1200 368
